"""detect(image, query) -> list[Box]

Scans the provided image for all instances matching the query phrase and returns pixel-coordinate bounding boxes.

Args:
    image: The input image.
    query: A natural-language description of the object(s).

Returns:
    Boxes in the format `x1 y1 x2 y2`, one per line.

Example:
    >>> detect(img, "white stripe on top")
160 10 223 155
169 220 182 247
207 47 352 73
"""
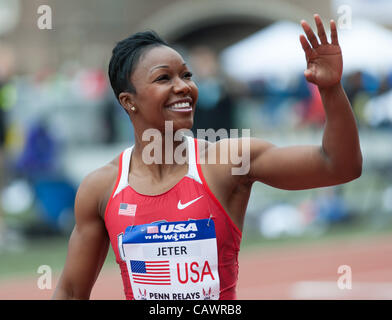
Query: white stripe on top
184 135 202 185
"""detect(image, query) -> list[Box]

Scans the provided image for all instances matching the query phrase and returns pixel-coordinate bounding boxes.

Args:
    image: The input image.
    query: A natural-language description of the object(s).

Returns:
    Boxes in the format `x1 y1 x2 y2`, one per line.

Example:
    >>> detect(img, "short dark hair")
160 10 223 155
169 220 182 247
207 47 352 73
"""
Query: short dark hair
108 30 169 100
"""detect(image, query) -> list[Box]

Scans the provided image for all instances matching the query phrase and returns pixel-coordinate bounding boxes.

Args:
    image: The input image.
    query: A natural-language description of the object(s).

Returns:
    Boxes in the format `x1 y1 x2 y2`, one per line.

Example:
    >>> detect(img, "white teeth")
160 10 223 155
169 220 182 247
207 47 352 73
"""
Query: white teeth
168 102 191 109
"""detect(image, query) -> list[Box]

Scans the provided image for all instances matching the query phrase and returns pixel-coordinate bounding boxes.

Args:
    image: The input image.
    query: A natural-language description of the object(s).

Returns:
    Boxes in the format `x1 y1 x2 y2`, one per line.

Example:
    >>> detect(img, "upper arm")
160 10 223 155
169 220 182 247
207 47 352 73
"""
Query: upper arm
247 138 352 190
53 169 113 299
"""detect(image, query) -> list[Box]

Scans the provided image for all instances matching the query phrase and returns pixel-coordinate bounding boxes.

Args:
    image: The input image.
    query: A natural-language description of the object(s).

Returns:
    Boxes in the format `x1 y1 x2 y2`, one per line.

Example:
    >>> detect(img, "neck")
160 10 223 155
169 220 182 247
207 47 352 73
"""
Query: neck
131 127 189 180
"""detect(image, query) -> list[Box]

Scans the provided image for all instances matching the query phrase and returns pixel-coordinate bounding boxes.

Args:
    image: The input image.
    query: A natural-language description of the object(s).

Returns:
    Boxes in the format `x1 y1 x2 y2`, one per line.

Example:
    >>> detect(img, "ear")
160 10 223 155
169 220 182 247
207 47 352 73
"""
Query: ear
119 92 136 114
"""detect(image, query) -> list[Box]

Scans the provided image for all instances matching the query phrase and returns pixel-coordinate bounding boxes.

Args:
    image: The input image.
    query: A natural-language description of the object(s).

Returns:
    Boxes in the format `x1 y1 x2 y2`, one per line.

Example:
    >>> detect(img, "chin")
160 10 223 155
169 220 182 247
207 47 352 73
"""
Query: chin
156 118 193 136
173 118 193 132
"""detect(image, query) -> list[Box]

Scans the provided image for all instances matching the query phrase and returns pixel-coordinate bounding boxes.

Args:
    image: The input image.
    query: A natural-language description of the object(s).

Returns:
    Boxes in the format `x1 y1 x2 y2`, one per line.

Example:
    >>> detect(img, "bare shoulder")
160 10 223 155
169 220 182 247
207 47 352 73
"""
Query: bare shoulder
75 154 121 221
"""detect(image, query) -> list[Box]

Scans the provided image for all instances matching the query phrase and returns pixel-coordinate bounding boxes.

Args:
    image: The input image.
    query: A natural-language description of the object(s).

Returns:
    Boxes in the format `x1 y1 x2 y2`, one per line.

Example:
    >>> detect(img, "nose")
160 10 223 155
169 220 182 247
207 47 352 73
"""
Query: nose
173 76 191 95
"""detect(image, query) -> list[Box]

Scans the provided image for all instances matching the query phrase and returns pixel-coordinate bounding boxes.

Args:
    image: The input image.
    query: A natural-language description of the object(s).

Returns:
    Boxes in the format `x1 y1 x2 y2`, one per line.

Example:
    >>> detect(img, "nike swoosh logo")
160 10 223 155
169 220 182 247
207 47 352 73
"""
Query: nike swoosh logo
177 196 204 210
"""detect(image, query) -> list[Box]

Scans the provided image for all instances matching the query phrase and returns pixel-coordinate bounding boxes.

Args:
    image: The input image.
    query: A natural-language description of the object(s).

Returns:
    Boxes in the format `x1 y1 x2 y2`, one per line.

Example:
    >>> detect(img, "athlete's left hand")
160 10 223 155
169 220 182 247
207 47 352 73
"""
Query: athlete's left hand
300 14 342 88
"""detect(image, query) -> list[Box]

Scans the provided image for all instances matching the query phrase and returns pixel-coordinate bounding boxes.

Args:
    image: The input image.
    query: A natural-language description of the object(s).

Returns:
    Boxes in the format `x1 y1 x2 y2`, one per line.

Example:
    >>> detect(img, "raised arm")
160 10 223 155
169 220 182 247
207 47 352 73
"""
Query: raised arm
52 166 115 299
246 14 362 190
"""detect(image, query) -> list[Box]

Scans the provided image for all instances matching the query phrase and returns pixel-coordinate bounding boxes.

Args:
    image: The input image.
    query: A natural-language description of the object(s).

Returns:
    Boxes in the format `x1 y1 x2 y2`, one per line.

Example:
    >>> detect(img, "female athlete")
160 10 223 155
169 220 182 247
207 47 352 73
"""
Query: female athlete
53 14 362 300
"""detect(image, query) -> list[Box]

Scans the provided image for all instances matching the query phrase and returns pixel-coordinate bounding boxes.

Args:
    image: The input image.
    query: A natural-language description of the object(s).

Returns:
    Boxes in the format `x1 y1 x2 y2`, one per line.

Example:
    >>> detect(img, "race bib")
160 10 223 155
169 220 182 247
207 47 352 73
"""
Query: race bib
118 219 220 300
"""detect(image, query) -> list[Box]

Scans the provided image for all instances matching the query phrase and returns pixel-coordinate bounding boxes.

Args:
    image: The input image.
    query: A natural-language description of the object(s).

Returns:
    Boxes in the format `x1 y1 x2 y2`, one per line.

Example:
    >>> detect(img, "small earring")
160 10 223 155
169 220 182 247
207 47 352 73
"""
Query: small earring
130 106 136 112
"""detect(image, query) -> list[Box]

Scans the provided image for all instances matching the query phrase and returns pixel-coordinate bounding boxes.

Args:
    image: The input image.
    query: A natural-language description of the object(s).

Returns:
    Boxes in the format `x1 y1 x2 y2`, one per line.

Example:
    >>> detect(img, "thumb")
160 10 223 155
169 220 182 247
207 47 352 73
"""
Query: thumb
304 69 316 83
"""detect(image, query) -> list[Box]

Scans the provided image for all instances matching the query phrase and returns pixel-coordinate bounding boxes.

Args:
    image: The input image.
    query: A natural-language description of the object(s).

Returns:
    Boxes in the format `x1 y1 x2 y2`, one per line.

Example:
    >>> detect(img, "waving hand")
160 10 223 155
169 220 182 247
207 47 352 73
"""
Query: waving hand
300 14 343 88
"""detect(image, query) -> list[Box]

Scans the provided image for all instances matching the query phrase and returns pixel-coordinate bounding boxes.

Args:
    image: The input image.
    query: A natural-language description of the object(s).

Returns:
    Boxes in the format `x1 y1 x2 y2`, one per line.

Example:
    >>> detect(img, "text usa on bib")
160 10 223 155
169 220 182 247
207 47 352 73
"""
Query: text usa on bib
118 219 220 300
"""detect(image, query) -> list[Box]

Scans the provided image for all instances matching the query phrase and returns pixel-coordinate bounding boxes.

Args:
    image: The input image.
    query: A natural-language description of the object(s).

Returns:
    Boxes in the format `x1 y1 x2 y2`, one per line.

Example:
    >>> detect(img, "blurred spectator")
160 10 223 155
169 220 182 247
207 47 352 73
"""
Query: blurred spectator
343 71 381 126
12 119 77 235
101 92 118 144
345 71 363 105
100 90 135 145
313 187 350 225
15 119 58 179
189 46 235 134
378 73 392 95
362 72 392 128
364 89 392 128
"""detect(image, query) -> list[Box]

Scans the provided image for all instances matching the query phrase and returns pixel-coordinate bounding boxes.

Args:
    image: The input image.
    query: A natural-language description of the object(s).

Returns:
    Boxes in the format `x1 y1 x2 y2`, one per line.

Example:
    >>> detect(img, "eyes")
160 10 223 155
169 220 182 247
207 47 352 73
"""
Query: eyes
154 71 193 82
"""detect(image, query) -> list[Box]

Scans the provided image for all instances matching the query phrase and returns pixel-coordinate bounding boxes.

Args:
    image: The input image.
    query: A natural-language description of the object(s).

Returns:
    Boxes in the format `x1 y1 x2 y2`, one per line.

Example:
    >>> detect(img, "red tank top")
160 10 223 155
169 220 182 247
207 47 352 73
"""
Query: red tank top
104 136 242 300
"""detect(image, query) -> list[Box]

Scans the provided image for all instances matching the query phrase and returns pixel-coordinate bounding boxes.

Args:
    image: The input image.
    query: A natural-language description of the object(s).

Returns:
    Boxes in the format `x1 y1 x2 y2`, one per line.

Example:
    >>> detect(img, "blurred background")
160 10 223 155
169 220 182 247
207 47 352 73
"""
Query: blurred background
0 0 391 299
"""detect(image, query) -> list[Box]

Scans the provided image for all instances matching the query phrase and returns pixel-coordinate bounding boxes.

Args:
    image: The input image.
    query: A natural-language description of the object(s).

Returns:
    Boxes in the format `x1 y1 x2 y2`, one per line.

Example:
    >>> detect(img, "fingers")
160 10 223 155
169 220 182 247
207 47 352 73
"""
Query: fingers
314 14 328 45
301 19 319 48
330 19 339 45
299 34 312 57
301 14 339 47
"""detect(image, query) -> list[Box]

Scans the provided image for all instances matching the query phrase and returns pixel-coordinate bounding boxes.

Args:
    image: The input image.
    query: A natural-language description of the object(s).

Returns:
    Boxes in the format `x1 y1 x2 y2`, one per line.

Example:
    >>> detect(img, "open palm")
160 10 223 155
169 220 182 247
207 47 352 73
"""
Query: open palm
300 14 343 88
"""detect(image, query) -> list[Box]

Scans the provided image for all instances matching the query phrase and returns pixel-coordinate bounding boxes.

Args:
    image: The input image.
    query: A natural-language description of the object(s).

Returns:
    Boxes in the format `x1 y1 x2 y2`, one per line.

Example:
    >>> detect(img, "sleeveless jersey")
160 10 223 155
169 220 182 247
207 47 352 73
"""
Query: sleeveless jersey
104 136 242 300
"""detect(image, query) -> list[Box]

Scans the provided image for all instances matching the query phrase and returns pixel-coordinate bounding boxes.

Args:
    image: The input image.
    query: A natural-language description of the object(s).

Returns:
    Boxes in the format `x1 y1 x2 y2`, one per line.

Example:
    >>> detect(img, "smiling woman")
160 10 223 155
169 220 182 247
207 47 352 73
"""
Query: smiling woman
52 16 362 300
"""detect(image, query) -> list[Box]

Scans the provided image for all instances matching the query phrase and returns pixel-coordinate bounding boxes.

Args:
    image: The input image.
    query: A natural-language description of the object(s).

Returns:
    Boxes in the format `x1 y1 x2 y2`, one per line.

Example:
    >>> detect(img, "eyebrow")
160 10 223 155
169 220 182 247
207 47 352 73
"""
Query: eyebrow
150 63 187 73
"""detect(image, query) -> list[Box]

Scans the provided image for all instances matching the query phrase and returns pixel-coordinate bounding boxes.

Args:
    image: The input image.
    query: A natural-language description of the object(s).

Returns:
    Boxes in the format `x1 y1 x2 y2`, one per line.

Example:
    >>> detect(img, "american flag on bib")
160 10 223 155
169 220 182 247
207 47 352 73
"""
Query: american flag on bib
118 203 136 216
130 260 171 285
147 226 159 234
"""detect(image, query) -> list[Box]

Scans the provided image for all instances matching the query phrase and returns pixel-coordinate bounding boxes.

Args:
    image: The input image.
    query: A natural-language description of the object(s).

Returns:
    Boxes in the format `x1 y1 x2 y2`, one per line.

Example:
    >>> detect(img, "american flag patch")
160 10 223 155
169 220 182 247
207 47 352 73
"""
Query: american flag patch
147 226 159 234
130 260 171 285
118 203 136 216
